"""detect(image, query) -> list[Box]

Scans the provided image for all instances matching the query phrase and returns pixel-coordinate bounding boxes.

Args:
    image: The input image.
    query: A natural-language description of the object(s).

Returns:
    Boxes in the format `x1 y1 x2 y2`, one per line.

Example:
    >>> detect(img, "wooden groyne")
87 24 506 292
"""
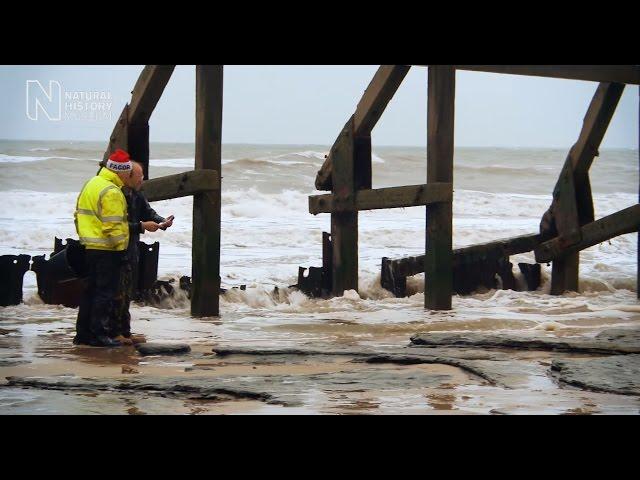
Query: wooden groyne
6 65 635 313
309 65 640 308
101 65 222 317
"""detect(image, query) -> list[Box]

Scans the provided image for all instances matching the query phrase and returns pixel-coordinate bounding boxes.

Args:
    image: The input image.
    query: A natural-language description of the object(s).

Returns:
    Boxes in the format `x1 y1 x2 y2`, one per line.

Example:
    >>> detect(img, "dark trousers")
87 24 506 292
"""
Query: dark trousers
75 249 123 343
113 261 135 338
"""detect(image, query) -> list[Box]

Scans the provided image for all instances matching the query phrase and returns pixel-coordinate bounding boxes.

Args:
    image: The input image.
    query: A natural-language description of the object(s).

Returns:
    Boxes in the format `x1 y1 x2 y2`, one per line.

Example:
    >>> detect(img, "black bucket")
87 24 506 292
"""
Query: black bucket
47 241 87 281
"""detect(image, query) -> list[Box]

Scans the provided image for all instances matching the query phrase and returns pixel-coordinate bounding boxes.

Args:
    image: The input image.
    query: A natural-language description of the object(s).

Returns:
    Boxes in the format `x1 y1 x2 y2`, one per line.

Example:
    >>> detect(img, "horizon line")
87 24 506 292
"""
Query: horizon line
0 138 638 151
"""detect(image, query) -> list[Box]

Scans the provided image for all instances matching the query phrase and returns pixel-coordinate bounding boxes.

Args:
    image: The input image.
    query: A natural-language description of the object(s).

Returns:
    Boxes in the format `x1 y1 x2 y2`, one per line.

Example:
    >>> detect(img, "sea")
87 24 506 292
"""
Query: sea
0 139 639 348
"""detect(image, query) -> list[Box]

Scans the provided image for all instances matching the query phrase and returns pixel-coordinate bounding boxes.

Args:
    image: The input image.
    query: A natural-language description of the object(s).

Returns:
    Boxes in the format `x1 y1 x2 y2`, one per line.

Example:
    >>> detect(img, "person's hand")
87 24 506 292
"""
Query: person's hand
159 215 174 230
142 221 161 232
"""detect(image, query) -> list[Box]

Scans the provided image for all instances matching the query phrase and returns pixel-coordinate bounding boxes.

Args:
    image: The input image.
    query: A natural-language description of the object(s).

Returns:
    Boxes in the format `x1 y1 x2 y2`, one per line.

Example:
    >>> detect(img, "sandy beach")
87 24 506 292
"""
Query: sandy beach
2 297 640 414
1 136 638 415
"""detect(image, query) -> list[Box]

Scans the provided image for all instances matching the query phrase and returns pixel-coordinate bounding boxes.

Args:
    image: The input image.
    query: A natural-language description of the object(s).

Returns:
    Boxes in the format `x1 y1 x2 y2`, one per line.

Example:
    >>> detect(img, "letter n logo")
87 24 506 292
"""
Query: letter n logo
26 80 62 121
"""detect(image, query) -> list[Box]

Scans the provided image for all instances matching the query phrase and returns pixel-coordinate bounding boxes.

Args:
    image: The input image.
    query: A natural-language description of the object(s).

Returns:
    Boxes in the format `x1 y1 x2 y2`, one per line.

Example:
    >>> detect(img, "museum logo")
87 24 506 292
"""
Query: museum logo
26 80 113 122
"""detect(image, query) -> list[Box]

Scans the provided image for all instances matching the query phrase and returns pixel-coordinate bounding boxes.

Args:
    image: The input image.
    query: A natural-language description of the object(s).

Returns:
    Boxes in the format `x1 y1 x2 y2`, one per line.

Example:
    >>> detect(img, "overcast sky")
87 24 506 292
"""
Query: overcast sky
1 65 638 148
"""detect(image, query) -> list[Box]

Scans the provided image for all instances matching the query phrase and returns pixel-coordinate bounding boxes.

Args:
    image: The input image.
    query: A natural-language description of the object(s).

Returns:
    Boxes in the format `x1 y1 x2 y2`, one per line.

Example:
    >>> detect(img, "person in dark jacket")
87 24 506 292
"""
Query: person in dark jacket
112 161 174 344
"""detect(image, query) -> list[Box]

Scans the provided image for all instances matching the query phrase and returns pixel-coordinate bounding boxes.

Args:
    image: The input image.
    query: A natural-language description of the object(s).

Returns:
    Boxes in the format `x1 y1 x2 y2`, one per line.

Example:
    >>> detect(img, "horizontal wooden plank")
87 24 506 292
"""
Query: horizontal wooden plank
309 183 452 214
388 232 541 278
142 169 219 202
447 65 640 85
358 183 452 210
454 233 541 267
535 204 640 263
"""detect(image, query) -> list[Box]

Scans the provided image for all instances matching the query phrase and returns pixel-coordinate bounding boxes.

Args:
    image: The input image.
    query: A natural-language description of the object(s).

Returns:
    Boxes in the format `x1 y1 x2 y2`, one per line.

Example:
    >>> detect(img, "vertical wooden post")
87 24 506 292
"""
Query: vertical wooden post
425 66 455 310
322 231 333 295
331 117 358 296
354 134 372 191
551 254 579 295
637 87 639 300
549 162 580 295
549 82 625 295
128 123 150 180
104 105 130 161
192 65 223 317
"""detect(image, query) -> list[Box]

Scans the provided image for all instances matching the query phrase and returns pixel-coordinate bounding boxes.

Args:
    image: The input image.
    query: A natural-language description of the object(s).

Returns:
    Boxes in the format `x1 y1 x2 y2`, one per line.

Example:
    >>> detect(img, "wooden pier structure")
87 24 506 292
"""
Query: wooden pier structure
101 65 639 317
102 65 222 317
310 65 640 309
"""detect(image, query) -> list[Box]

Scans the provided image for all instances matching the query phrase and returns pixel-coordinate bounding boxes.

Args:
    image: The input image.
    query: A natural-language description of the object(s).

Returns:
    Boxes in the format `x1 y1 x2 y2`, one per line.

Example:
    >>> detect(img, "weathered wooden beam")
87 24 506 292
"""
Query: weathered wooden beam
142 169 219 202
354 134 372 191
322 232 332 294
454 233 541 268
102 65 175 164
331 118 358 296
309 183 452 214
315 121 346 191
315 133 373 192
551 160 582 246
315 66 411 191
128 65 176 125
570 83 626 179
388 233 541 278
447 65 640 85
535 204 640 263
544 82 625 295
191 65 223 318
103 105 130 163
550 255 579 295
518 263 542 291
354 65 412 136
381 233 541 297
425 66 455 310
128 123 150 180
315 156 333 191
571 83 625 227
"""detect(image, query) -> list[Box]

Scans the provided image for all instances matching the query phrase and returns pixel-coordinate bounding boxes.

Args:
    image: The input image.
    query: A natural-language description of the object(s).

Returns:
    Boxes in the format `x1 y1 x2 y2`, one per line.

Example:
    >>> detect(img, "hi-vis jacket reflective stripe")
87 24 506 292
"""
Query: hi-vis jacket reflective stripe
74 168 129 251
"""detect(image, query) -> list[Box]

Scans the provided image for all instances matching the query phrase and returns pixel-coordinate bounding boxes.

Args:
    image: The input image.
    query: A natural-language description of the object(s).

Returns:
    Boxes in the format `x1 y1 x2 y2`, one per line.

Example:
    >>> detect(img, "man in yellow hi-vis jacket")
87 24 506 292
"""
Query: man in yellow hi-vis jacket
73 149 137 347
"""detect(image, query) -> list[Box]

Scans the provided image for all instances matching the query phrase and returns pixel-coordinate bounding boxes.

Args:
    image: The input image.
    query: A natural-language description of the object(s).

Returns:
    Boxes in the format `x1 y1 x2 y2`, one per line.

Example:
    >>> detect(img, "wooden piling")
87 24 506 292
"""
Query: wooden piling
425 66 455 310
354 134 372 191
331 118 358 296
322 232 333 294
549 161 581 295
128 123 150 180
551 254 580 295
102 65 175 174
548 82 625 295
191 65 223 317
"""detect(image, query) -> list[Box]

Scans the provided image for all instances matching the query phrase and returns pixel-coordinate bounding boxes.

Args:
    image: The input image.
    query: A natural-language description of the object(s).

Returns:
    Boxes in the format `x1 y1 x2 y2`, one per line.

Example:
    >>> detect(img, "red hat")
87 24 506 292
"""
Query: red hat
106 149 132 172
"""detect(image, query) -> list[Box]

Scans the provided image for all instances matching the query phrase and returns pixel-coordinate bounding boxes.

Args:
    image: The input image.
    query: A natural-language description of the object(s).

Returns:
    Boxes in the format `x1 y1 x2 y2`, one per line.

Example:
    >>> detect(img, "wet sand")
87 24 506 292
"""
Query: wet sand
1 141 638 414
1 303 640 415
